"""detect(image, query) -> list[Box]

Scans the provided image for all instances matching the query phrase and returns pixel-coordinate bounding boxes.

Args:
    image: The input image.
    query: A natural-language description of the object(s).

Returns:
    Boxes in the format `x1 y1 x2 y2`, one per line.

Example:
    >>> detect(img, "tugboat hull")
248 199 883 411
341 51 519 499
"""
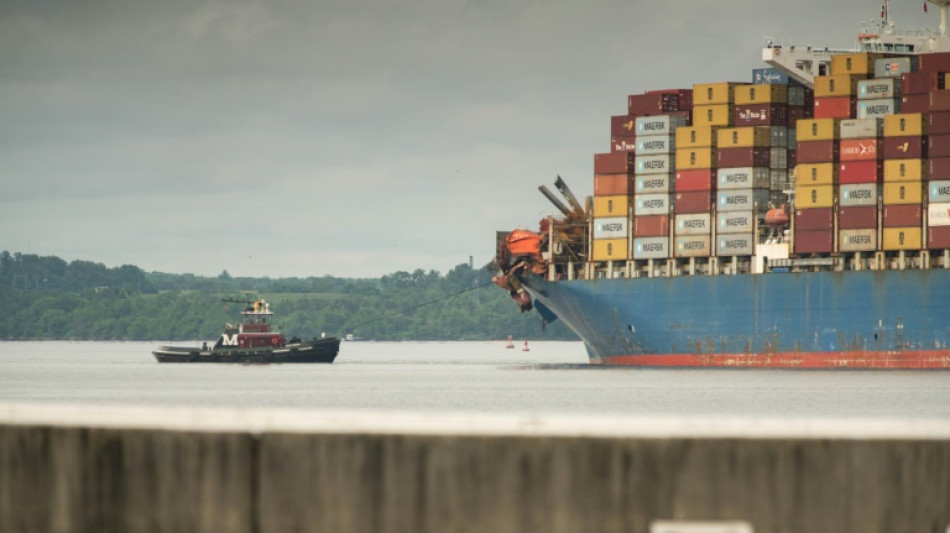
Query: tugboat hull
153 338 340 364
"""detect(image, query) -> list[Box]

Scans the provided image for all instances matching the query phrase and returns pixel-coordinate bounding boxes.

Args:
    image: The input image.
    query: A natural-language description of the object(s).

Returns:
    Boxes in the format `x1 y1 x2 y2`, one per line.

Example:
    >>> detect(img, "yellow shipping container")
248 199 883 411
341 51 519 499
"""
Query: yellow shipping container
734 84 788 105
796 118 839 141
883 113 927 137
830 52 882 75
883 159 924 182
813 74 863 98
882 182 924 205
717 126 772 148
675 148 716 170
592 238 629 261
795 185 835 208
593 195 630 217
882 227 923 251
796 163 838 185
693 104 734 127
693 82 741 105
675 126 719 148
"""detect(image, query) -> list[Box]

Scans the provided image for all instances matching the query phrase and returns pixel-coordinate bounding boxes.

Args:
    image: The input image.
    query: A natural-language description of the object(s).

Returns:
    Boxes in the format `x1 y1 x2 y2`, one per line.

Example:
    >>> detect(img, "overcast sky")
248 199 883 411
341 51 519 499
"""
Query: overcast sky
0 0 937 278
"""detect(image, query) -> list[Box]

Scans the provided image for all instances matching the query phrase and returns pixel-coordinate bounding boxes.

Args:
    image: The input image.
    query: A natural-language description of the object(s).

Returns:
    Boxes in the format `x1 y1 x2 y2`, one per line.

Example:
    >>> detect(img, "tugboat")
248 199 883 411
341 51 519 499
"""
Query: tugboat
152 295 340 363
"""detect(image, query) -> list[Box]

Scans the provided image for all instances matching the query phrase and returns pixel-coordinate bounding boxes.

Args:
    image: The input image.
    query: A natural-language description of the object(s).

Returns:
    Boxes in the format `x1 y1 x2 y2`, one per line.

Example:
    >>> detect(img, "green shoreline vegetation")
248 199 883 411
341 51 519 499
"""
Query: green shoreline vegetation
0 251 575 342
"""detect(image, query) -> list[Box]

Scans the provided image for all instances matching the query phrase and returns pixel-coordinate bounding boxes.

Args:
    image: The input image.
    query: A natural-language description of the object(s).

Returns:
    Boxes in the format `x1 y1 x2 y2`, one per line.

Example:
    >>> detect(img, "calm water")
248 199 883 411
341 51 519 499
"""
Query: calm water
2 340 950 419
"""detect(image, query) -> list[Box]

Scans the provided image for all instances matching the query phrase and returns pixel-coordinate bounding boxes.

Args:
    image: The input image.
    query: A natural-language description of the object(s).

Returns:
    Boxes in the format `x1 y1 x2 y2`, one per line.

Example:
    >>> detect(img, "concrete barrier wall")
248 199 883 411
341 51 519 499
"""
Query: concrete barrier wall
1 405 949 533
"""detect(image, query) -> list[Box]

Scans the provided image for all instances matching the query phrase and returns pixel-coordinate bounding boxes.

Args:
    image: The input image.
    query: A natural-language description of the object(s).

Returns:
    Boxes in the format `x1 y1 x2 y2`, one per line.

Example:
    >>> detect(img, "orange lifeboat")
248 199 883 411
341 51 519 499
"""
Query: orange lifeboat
765 207 789 227
506 230 543 259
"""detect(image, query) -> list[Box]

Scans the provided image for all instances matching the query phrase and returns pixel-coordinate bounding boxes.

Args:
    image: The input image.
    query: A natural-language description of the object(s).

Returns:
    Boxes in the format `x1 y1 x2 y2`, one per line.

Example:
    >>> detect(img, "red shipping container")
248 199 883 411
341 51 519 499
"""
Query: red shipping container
717 147 771 168
628 93 679 115
611 137 636 153
901 71 945 94
674 169 715 191
929 134 950 158
840 138 882 161
647 88 692 96
797 140 839 163
647 88 693 105
929 225 950 249
594 152 634 174
838 206 877 229
901 94 930 114
813 97 855 119
594 173 634 196
839 161 883 183
795 207 833 231
930 111 950 135
883 136 926 159
883 204 922 227
931 91 950 112
647 89 695 110
611 115 639 138
674 191 714 214
928 157 950 180
916 52 950 74
794 229 834 254
733 104 788 126
633 215 670 237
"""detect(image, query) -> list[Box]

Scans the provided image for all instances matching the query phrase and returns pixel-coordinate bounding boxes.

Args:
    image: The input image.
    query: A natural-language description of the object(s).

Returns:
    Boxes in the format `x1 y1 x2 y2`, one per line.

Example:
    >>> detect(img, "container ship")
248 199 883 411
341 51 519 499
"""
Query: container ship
493 2 950 368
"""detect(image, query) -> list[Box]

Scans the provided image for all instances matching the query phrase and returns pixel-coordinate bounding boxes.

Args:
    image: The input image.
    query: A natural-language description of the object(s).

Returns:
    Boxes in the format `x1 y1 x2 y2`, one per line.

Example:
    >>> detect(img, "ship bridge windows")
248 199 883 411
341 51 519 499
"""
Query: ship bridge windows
243 314 271 325
862 42 915 53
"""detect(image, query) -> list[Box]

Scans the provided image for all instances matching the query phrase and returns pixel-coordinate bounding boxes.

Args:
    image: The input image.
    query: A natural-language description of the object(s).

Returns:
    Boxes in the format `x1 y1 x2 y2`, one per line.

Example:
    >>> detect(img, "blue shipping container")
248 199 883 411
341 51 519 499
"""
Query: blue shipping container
752 68 803 86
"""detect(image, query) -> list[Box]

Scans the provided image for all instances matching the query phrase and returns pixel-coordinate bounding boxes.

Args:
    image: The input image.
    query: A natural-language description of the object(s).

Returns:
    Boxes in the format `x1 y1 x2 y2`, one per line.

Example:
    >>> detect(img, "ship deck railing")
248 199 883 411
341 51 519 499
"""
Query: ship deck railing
551 249 950 281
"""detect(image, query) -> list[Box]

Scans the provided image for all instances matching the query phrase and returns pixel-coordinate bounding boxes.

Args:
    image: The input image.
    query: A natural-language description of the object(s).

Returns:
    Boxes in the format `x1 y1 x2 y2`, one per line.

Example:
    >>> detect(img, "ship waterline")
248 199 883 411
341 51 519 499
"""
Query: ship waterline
523 270 950 369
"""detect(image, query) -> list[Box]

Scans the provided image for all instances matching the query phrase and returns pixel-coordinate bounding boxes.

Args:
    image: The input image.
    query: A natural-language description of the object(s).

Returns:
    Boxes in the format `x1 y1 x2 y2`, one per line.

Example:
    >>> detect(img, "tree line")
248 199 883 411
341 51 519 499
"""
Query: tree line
0 251 576 341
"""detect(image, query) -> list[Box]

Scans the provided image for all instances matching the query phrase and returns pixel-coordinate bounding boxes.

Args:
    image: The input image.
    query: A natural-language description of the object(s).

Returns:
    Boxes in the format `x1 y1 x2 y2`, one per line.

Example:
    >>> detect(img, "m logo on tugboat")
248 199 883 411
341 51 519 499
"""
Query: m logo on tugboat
222 333 239 346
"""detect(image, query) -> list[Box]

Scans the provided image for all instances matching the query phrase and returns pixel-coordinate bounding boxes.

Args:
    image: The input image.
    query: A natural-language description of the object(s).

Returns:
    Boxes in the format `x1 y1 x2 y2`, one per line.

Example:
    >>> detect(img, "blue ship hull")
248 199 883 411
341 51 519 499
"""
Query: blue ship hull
524 270 950 368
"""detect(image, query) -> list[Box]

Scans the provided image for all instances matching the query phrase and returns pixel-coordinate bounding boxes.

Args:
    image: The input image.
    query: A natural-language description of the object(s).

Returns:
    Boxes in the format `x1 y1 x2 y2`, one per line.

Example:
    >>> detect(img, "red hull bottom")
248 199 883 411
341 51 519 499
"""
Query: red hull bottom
601 350 950 369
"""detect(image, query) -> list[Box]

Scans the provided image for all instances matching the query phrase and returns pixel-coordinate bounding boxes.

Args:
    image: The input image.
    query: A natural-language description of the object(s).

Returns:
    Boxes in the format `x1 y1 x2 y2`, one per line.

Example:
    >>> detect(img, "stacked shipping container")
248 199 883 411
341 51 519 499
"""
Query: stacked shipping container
633 114 686 260
673 82 749 258
591 90 691 262
587 51 950 267
909 54 950 250
837 117 882 252
593 147 635 262
794 118 837 253
714 124 773 257
882 113 924 250
791 52 950 257
673 124 717 259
